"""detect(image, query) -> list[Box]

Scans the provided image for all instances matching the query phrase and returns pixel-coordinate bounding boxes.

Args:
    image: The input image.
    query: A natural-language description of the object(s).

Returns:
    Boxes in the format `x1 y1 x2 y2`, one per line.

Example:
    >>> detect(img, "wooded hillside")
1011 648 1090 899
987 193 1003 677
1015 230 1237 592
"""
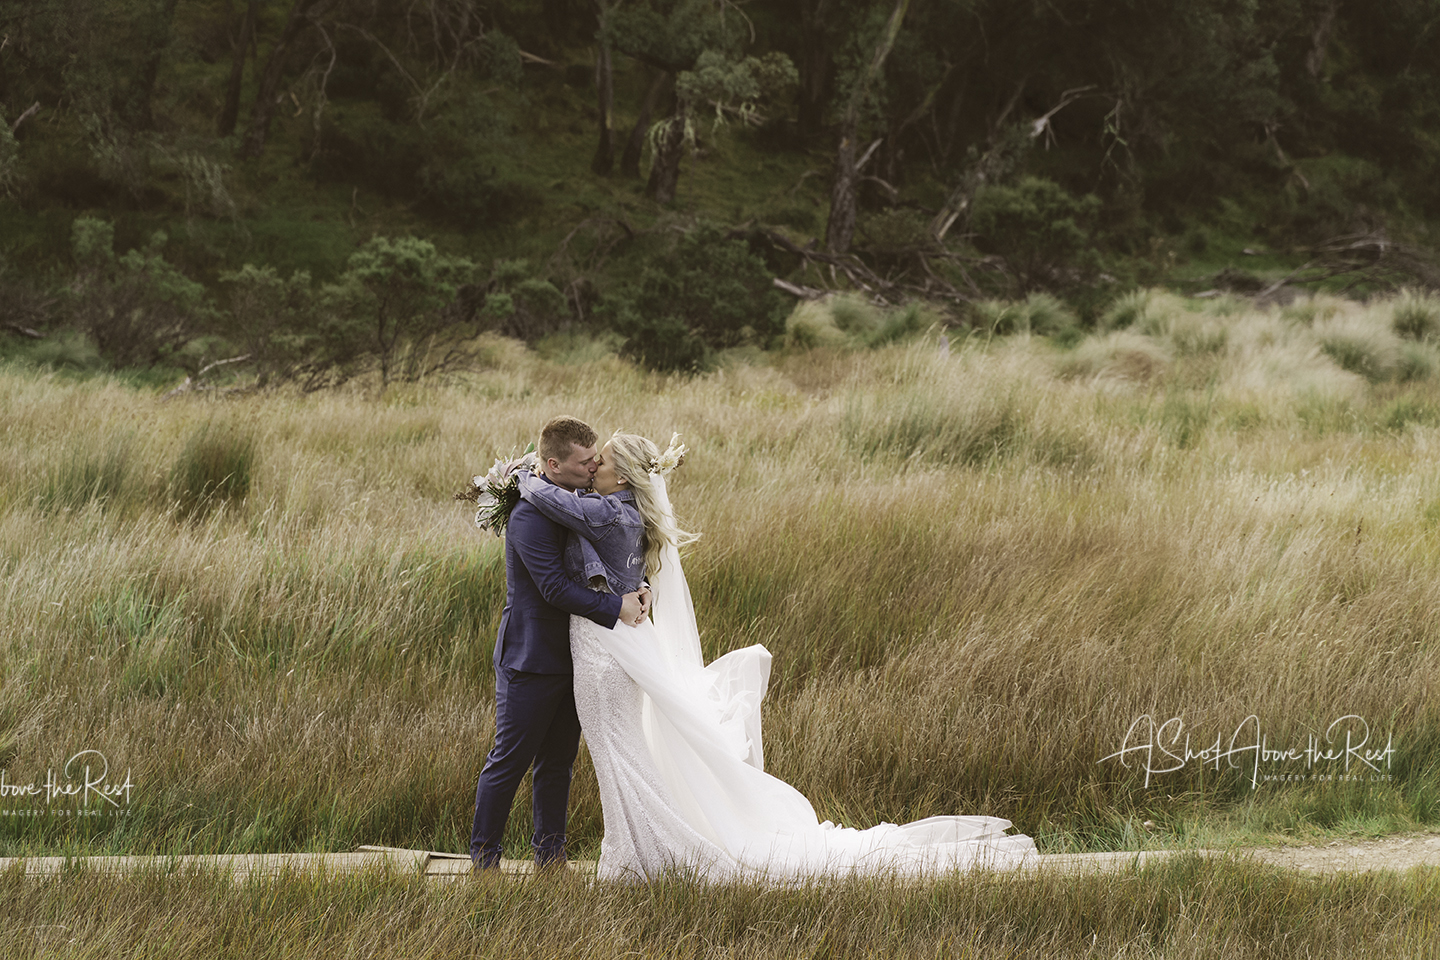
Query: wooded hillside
3 0 1440 380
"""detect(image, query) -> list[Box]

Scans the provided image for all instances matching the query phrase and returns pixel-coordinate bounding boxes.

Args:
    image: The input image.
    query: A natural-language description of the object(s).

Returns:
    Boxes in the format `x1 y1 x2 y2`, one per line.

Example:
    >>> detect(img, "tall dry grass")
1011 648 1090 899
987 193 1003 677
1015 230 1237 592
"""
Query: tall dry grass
0 856 1436 958
3 294 1440 860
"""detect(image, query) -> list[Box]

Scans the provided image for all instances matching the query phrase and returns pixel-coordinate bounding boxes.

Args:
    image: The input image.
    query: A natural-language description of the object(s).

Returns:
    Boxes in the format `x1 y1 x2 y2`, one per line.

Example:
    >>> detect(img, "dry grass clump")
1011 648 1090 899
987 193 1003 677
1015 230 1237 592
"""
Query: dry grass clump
783 294 936 350
1055 330 1171 382
3 289 1440 866
1097 288 1193 333
974 292 1078 337
1391 287 1440 341
1280 293 1351 326
1313 311 1404 383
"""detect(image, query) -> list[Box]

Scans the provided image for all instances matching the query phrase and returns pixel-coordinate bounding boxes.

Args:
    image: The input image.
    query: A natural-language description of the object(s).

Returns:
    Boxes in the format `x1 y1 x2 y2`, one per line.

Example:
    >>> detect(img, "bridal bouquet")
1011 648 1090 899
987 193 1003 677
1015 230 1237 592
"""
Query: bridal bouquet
455 444 539 537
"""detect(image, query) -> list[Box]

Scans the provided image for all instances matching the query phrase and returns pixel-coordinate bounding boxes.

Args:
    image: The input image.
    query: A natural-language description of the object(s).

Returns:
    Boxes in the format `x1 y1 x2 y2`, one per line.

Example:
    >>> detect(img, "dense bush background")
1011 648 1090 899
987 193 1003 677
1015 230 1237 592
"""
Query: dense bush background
4 0 1440 380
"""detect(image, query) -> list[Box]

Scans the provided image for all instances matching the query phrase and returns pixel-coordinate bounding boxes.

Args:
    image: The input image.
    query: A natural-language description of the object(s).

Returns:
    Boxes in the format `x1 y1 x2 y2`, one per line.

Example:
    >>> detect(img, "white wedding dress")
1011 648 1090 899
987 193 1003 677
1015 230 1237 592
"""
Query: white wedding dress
569 477 1036 881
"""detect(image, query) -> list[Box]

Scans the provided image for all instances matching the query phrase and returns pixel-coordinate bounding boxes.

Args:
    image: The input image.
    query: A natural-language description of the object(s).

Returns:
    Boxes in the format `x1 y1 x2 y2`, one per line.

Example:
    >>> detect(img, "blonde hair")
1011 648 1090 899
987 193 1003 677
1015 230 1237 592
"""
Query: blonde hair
606 432 699 576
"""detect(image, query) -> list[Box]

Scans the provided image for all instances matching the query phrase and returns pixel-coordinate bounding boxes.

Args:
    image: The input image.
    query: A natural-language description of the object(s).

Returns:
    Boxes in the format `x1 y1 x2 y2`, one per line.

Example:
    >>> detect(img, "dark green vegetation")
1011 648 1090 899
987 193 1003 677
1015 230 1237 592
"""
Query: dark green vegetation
4 0 1440 378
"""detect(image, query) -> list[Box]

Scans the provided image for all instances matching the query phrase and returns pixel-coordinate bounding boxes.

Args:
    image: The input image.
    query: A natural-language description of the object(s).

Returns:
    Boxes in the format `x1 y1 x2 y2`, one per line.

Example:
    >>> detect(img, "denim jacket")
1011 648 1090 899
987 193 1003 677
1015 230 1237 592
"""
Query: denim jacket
517 471 646 595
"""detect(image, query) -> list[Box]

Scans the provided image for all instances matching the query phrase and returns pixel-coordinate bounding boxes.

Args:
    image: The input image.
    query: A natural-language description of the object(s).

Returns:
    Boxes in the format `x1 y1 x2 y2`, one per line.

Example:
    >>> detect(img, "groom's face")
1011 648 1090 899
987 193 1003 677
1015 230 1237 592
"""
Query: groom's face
547 442 599 492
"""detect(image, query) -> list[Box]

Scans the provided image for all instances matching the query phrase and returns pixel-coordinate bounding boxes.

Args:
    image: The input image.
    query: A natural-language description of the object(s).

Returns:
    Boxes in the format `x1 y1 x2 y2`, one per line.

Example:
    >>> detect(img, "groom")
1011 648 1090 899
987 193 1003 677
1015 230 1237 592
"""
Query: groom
470 415 649 871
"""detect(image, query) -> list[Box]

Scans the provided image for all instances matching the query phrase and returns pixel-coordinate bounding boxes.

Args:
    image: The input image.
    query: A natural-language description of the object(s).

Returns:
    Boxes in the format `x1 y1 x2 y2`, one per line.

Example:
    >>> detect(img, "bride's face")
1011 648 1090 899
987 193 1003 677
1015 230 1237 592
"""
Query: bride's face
591 442 628 496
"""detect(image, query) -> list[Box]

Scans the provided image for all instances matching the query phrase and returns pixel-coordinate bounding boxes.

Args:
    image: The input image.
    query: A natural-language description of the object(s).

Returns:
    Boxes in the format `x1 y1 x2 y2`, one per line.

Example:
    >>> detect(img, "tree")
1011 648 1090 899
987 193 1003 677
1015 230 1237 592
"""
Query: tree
591 0 617 174
219 0 261 137
238 0 339 159
825 0 908 254
606 0 793 203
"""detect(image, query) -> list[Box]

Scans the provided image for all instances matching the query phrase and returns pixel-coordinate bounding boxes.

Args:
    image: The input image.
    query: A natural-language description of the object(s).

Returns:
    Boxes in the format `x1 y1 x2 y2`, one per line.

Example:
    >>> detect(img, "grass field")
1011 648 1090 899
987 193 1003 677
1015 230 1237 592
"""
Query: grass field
3 854 1438 959
3 289 1440 953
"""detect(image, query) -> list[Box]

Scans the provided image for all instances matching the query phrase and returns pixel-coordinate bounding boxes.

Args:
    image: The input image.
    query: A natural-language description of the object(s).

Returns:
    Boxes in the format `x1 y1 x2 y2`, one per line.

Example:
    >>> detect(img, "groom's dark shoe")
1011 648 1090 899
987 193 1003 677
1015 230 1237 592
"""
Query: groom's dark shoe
471 854 502 879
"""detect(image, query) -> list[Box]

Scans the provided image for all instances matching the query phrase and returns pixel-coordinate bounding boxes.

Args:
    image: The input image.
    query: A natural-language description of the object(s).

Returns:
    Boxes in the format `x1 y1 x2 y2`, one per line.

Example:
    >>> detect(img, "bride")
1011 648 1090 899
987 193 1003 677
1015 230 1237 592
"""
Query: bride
517 432 1035 880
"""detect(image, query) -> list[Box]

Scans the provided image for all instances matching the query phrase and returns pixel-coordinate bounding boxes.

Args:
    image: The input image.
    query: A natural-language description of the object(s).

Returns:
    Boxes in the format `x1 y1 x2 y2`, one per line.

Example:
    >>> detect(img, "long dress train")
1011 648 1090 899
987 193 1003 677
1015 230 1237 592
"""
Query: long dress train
570 477 1036 881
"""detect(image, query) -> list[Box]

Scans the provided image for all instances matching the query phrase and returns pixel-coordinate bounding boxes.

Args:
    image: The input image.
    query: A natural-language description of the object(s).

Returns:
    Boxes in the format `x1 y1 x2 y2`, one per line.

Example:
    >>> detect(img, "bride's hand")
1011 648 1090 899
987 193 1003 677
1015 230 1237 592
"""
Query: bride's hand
619 590 647 627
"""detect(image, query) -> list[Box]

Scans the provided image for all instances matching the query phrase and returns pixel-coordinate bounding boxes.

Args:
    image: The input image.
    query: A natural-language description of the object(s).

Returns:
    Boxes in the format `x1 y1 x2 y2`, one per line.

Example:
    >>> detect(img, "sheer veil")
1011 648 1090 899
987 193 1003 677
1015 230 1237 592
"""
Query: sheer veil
646 475 705 672
646 474 770 770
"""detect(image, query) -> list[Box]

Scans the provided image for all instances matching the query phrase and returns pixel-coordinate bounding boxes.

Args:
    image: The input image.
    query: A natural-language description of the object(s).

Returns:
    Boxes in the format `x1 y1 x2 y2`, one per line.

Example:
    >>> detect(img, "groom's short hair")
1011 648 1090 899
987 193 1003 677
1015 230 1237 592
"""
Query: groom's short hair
538 416 598 464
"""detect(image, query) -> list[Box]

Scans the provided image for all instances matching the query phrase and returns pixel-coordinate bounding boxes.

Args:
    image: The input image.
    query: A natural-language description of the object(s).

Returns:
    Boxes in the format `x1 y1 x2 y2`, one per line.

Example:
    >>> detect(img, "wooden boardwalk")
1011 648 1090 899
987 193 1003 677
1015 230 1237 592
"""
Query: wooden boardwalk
0 846 513 882
8 840 1440 881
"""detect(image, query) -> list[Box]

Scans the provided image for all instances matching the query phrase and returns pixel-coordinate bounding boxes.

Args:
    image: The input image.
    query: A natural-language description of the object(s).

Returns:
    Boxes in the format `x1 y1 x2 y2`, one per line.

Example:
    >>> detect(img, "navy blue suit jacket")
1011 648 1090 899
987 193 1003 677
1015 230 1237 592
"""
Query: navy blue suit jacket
495 492 623 674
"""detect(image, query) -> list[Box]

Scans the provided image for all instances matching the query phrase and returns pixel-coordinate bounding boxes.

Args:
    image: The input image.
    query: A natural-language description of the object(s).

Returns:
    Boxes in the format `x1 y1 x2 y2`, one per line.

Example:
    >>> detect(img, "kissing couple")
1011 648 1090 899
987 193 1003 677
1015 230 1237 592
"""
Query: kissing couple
469 415 1035 880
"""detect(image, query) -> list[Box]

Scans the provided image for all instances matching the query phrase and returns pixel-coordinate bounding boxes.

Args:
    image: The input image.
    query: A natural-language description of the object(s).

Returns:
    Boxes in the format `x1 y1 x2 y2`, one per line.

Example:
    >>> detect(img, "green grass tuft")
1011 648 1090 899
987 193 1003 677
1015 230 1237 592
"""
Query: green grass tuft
169 419 258 519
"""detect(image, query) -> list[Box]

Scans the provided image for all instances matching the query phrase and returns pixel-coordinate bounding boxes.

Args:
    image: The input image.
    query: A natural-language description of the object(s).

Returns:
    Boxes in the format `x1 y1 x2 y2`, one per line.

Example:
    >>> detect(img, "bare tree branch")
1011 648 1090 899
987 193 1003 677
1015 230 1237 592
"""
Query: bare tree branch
3 321 45 339
161 355 253 401
10 101 40 134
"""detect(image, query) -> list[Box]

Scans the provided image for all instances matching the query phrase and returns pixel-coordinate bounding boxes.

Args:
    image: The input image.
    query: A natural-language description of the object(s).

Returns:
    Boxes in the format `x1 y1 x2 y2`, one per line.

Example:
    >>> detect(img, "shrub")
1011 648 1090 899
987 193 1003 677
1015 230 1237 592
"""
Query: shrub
972 294 1076 340
480 261 570 342
1281 295 1346 327
829 295 882 337
310 85 528 228
603 223 787 371
973 300 1026 335
65 218 212 368
783 296 934 351
1168 313 1229 356
320 237 476 385
0 115 20 197
1055 330 1171 382
969 177 1101 293
217 265 317 387
866 302 933 347
606 303 711 372
533 330 624 365
1295 391 1357 434
1319 335 1387 380
416 158 540 229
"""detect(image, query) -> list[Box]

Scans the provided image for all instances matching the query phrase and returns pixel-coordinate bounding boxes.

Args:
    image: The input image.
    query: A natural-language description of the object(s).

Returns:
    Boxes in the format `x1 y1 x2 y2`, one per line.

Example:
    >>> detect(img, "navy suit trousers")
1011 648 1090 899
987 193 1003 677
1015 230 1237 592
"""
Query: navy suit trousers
469 665 582 866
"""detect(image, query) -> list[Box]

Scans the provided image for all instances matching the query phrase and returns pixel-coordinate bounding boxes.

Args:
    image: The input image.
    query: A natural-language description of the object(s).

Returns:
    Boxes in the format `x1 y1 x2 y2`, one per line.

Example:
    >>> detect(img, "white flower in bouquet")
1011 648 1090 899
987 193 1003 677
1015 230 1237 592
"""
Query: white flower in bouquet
455 445 539 536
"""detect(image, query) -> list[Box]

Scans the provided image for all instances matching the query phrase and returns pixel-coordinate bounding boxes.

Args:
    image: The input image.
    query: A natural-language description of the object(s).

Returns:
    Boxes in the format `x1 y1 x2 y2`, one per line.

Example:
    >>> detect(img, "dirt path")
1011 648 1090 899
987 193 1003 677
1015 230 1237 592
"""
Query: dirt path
1238 831 1440 875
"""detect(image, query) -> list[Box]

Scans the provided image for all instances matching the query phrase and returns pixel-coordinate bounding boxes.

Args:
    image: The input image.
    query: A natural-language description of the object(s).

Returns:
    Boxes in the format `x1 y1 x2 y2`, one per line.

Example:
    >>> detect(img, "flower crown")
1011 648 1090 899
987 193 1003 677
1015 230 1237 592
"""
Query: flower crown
648 433 687 476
